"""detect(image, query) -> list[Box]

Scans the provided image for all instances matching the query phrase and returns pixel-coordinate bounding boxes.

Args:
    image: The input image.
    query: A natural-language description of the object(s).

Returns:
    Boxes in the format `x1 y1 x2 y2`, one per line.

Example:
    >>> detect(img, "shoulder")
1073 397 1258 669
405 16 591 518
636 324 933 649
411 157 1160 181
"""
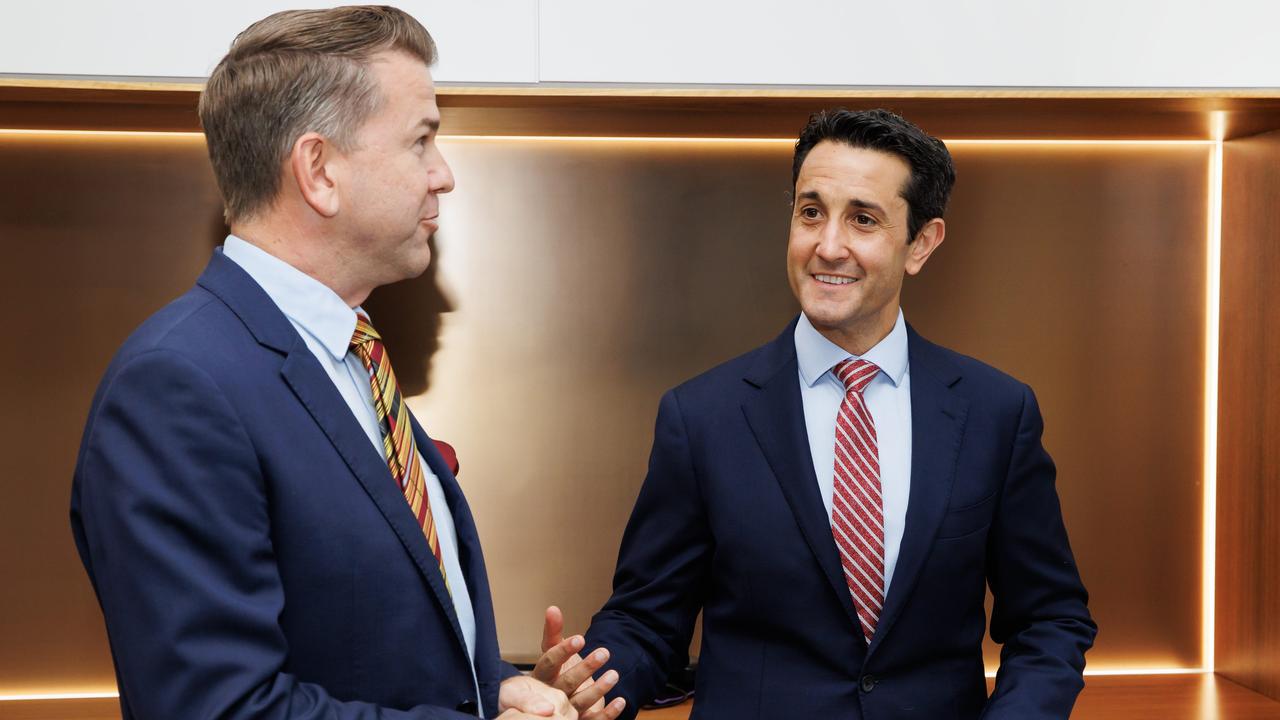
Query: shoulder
112 286 254 369
94 285 267 407
909 328 1035 417
77 284 273 466
663 330 792 417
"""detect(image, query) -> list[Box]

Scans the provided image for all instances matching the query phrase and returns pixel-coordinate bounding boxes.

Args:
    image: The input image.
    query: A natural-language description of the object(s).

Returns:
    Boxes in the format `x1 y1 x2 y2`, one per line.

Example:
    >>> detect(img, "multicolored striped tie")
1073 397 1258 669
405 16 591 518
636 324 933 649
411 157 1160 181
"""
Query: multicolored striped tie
831 358 883 643
349 313 449 593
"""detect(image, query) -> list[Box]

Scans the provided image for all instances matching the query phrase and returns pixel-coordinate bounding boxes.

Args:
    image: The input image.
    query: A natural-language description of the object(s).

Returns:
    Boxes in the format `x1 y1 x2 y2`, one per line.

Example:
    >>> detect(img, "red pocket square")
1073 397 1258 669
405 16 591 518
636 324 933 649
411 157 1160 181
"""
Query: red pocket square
431 439 459 476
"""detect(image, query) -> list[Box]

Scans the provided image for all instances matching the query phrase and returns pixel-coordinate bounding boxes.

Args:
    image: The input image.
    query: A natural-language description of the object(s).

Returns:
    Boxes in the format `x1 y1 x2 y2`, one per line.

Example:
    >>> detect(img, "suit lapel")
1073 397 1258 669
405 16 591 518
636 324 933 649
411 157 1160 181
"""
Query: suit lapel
197 251 468 656
413 416 505 702
867 328 968 658
280 353 466 650
410 418 472 653
740 320 868 640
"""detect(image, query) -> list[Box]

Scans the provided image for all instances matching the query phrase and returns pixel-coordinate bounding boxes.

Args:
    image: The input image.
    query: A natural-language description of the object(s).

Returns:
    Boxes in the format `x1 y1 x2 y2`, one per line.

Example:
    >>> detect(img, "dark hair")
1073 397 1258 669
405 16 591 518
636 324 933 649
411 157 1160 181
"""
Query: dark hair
792 108 956 242
200 5 437 224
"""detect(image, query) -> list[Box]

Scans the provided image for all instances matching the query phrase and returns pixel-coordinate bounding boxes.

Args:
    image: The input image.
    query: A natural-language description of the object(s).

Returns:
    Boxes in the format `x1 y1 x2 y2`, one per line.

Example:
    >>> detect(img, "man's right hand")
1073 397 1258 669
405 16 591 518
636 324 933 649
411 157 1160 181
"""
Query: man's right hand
497 674 576 719
497 710 572 720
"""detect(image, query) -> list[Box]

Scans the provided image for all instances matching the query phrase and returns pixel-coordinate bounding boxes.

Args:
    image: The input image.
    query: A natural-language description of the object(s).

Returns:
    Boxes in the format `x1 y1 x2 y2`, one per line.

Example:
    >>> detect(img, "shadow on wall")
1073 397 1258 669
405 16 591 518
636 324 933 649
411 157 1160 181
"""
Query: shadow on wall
205 208 451 398
206 206 230 253
362 233 453 397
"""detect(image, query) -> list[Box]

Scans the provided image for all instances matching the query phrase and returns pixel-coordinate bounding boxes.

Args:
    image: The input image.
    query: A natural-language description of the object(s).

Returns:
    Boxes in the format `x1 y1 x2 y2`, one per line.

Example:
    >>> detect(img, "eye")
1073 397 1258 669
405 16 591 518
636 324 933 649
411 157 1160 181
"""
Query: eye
852 213 878 227
798 206 822 220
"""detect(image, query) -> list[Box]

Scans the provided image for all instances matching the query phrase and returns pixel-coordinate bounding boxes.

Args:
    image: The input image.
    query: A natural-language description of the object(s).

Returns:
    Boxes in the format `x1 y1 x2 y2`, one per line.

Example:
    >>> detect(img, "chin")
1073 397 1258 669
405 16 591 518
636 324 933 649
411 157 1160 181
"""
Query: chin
806 311 852 333
801 294 856 322
402 243 434 277
403 257 432 280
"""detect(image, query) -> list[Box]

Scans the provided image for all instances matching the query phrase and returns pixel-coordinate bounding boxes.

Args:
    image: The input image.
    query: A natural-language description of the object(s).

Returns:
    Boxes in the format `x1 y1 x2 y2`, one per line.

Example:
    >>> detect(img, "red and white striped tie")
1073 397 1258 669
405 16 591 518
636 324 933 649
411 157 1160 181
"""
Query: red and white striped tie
831 358 884 643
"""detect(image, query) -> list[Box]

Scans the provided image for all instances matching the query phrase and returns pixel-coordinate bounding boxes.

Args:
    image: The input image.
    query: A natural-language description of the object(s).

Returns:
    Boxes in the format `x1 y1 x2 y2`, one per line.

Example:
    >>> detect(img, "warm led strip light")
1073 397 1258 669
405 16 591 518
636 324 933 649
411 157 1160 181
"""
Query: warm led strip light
0 128 205 138
0 666 1209 701
439 134 1215 147
0 128 1217 147
0 692 119 701
0 125 1222 687
1201 112 1225 674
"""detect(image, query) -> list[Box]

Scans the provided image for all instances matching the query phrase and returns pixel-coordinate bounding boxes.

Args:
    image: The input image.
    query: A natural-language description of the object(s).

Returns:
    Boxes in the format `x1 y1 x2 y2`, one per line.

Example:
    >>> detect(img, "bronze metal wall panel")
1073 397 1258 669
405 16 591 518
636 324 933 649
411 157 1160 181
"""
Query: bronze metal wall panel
411 140 1208 670
0 132 224 693
1217 129 1280 701
0 134 1206 695
925 144 1209 670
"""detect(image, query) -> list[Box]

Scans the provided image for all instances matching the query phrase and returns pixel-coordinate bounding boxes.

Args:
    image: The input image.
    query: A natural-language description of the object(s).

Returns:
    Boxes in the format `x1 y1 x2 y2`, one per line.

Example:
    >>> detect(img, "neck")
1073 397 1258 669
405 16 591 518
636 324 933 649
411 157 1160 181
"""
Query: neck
231 216 372 307
811 307 899 357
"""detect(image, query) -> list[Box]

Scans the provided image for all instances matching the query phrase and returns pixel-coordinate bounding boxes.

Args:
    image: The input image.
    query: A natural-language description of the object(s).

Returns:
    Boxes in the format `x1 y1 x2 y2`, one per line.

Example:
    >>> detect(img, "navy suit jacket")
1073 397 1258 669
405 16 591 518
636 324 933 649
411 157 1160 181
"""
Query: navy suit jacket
71 252 518 719
584 317 1096 720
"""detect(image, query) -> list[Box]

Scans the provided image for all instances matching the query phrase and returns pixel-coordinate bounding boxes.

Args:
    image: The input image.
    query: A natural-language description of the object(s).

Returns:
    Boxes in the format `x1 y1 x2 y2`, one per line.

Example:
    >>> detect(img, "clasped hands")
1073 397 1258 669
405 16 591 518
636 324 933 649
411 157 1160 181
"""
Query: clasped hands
496 606 626 720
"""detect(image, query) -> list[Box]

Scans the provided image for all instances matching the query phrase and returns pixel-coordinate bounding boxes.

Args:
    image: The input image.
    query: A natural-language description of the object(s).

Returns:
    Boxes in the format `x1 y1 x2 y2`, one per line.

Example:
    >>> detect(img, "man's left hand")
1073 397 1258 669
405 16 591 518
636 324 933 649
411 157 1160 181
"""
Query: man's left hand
531 606 626 720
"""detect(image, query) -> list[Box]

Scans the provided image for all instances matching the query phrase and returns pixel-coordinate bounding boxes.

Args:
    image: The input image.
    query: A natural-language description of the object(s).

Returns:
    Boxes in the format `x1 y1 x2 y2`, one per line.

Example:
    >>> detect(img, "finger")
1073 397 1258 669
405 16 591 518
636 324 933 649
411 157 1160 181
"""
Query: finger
569 668 616 711
582 696 626 720
567 667 617 712
557 647 609 696
542 605 565 653
531 635 584 684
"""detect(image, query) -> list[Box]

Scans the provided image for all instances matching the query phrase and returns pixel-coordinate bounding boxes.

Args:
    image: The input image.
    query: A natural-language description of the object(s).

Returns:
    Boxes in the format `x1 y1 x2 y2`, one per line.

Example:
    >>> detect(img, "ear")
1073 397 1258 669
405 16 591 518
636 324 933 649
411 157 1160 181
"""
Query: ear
289 132 340 218
905 218 945 276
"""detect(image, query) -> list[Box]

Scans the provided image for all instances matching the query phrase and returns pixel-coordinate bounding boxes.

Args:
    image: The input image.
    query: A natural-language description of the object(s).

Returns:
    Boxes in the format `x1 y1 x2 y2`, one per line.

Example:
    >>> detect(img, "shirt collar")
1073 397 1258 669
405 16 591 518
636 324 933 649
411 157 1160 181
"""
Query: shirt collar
221 235 359 361
794 309 909 389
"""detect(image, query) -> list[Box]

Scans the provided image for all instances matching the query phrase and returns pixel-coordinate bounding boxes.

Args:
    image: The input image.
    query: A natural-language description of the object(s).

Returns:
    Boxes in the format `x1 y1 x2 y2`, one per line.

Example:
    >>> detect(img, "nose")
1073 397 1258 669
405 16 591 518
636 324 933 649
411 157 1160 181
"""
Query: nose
814 218 849 263
429 146 455 195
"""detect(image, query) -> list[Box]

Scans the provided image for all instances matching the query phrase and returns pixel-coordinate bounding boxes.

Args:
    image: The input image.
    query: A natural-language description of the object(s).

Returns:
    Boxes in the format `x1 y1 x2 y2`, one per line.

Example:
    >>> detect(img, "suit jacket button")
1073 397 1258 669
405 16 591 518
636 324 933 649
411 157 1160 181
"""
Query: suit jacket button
455 699 479 715
860 674 877 693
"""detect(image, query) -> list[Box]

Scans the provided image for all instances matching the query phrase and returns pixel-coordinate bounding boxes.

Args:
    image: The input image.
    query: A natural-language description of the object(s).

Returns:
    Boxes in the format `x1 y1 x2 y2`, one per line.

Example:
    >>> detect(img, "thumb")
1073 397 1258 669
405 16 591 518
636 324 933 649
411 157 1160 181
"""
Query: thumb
542 605 565 653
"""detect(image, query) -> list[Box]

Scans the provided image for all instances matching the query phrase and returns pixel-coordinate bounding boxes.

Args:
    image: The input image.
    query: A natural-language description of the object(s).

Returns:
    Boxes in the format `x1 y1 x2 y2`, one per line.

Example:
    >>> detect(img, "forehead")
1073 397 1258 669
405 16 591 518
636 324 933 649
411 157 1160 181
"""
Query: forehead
368 50 438 120
796 142 911 207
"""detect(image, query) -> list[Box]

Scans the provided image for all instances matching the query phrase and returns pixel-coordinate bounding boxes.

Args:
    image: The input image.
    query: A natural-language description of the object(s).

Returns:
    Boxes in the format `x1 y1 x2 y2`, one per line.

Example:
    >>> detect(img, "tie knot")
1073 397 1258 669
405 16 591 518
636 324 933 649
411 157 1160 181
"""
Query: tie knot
349 312 382 349
834 358 879 394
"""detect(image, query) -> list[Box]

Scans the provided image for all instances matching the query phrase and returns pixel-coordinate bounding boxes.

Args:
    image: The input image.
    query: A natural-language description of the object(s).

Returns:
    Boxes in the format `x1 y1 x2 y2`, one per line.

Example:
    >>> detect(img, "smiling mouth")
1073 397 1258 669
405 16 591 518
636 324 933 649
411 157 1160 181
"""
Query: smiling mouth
814 273 857 285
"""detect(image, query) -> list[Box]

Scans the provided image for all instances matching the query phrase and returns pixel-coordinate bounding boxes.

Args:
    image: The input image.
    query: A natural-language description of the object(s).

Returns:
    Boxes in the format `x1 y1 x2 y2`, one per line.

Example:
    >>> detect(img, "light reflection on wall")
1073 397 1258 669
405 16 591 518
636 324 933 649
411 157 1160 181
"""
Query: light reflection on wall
0 129 1220 701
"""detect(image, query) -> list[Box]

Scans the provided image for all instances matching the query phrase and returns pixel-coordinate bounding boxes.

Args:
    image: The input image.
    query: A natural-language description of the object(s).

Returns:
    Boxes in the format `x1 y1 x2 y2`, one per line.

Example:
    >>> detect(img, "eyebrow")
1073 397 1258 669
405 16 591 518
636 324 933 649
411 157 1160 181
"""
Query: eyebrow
413 117 441 132
796 190 888 216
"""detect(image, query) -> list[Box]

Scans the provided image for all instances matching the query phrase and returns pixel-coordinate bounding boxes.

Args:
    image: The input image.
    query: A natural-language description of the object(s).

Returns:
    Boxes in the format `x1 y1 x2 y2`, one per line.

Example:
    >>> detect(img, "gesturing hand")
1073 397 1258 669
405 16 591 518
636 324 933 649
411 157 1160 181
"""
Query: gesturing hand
532 606 626 720
498 675 574 719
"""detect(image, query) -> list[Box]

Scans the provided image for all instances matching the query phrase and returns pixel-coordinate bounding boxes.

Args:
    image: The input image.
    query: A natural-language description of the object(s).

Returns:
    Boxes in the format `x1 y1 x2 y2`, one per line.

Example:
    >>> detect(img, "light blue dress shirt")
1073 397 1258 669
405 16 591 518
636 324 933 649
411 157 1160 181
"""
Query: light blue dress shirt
794 310 912 598
222 235 482 711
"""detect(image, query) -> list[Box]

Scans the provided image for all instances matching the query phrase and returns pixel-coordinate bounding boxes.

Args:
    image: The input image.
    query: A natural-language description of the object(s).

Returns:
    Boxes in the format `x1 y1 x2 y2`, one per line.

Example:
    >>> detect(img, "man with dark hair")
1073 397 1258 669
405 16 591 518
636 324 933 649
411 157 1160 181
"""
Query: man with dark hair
556 108 1096 719
70 6 621 719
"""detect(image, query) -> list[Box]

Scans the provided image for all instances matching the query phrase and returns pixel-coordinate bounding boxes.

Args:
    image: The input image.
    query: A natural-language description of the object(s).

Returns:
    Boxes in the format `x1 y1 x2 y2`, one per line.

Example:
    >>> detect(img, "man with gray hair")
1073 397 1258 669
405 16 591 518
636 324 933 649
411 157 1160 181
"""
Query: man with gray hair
70 6 621 719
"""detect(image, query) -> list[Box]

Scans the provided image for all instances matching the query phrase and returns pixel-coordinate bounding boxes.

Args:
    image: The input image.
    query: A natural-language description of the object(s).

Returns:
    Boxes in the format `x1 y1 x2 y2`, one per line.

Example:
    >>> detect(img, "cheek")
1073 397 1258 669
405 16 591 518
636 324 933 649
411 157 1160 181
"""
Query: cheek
786 230 811 268
857 237 901 270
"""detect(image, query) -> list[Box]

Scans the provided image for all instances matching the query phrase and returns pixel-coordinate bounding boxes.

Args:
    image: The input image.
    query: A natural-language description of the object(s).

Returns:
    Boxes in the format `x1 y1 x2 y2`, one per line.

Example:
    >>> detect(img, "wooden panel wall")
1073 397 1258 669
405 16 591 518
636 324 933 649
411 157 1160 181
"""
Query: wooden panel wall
926 144 1209 670
0 132 223 694
1216 128 1280 701
0 132 1209 695
6 82 1280 139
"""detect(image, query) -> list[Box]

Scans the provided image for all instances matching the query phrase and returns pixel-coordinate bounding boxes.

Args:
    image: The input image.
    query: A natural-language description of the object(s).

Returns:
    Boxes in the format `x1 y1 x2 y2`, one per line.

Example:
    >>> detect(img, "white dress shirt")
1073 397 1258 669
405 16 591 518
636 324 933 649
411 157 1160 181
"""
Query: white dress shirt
795 310 912 598
222 235 482 711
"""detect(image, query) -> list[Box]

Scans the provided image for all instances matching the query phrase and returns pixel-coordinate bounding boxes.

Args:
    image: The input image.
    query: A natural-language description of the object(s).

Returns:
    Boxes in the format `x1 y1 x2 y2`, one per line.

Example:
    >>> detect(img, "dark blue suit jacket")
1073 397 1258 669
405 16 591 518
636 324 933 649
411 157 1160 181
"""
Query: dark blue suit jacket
584 317 1096 719
71 252 518 719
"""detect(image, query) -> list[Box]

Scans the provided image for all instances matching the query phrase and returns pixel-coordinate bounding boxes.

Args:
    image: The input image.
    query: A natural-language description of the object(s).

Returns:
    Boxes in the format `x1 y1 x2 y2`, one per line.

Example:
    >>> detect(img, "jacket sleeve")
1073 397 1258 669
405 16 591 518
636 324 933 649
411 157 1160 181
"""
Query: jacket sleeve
71 349 477 720
982 385 1097 719
582 389 713 720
